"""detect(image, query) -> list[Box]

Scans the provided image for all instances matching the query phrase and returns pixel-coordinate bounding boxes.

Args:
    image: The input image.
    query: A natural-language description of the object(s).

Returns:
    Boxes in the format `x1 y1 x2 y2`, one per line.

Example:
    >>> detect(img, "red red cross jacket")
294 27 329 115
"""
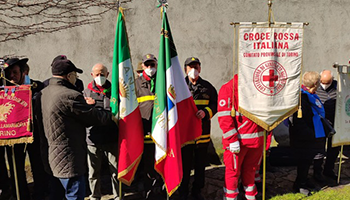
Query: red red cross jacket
218 75 265 149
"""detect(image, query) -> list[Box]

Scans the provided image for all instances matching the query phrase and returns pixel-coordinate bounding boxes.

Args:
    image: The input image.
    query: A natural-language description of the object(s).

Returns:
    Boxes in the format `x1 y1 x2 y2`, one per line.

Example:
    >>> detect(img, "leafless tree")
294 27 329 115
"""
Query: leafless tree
0 0 131 43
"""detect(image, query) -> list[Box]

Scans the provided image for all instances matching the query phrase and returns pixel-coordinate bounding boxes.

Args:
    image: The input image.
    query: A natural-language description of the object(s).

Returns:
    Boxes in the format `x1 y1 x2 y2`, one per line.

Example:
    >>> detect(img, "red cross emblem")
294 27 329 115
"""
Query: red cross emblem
253 60 287 96
263 70 278 87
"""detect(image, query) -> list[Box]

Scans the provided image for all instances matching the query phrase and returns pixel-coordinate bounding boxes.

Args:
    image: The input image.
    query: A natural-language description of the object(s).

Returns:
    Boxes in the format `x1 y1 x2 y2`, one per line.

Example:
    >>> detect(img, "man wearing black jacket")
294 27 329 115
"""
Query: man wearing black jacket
313 70 339 181
37 59 113 200
179 57 218 200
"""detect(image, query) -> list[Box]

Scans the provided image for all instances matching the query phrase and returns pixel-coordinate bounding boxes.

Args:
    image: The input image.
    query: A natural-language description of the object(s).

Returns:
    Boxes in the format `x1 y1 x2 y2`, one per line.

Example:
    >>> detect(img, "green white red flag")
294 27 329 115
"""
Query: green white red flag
110 8 144 186
151 11 202 196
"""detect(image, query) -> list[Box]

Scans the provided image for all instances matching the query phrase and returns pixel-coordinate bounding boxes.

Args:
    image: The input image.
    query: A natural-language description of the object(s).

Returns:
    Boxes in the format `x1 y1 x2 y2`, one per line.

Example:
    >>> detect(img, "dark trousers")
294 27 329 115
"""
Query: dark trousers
0 146 10 190
141 143 164 199
294 148 319 187
49 176 65 200
27 139 49 200
6 144 30 200
179 144 208 198
314 136 340 174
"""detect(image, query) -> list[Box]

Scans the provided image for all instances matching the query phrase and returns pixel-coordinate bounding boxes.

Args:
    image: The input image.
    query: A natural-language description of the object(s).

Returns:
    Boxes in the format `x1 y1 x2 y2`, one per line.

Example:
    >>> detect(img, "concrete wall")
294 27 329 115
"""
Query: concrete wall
1 0 350 148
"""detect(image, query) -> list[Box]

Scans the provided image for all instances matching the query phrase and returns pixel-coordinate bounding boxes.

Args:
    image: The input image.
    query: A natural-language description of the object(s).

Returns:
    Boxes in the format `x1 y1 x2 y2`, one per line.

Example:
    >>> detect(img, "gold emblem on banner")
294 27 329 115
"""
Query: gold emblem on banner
0 102 15 122
119 78 129 99
167 85 176 100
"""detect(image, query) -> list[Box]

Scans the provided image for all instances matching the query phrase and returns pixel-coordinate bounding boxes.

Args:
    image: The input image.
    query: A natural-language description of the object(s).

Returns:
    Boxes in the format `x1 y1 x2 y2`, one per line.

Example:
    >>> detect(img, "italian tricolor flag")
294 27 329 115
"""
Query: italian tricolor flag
151 10 202 196
110 8 144 186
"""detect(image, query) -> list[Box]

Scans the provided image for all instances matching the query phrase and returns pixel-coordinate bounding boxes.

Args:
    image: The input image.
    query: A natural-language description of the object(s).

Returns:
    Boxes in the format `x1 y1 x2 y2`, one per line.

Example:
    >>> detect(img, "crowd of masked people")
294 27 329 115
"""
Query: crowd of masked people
0 54 341 200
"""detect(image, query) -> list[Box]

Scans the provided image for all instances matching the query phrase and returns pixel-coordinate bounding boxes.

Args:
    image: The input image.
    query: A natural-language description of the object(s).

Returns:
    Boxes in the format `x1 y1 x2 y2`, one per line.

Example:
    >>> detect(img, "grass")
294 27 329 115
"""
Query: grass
269 185 350 200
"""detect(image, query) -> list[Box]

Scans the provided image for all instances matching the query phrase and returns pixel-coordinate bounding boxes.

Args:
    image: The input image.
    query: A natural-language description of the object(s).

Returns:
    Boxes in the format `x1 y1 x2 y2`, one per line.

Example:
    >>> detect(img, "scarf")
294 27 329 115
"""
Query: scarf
142 71 155 93
301 86 326 138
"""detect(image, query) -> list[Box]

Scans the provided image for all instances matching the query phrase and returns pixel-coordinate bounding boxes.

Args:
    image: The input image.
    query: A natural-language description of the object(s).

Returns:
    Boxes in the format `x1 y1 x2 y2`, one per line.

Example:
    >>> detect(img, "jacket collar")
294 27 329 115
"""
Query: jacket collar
49 77 82 93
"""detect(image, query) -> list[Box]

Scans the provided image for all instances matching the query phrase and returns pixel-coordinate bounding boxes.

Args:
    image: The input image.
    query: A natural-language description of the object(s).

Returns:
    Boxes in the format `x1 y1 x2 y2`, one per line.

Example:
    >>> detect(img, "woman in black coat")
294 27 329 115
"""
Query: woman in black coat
289 71 326 195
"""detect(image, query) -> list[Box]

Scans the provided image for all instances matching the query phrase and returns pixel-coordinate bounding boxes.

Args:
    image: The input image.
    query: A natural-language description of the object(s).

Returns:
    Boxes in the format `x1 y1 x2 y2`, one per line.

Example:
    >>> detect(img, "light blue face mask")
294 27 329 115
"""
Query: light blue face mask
24 75 31 85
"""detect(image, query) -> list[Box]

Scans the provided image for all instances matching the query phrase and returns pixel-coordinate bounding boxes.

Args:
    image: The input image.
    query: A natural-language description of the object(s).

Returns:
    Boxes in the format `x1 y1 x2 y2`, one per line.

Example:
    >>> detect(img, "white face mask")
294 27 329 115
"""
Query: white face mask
188 68 199 79
94 76 106 86
320 83 331 90
144 67 157 77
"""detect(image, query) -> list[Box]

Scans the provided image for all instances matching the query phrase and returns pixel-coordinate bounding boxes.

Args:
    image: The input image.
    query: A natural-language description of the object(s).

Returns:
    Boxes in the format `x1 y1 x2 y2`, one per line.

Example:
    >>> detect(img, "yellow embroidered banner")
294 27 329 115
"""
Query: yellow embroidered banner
0 85 33 146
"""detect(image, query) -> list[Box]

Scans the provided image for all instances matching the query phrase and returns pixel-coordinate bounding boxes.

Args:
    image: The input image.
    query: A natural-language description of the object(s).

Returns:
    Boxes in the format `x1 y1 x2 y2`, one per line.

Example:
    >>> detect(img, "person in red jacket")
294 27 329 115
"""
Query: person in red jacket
218 75 264 200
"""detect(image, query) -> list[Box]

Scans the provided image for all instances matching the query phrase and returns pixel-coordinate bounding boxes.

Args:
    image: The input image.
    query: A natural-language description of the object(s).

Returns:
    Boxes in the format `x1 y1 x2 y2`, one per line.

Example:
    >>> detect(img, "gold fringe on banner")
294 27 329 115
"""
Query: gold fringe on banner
238 106 298 131
0 136 33 146
27 118 32 132
117 153 143 186
297 27 305 118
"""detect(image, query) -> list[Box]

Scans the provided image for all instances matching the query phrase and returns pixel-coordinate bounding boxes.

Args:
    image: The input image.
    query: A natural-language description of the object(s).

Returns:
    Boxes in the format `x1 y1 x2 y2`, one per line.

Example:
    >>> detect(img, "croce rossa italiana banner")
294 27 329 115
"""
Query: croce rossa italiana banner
0 85 33 145
238 22 303 131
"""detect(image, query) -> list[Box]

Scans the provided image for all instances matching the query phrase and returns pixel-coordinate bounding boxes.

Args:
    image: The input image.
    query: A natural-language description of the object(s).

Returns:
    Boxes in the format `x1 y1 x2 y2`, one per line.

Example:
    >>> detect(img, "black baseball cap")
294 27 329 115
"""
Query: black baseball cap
51 55 68 66
52 59 83 76
184 57 201 66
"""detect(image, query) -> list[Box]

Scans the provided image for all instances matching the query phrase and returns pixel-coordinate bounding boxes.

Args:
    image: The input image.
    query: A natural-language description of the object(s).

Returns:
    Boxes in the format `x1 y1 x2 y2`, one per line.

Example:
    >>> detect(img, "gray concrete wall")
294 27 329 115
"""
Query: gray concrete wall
1 0 350 149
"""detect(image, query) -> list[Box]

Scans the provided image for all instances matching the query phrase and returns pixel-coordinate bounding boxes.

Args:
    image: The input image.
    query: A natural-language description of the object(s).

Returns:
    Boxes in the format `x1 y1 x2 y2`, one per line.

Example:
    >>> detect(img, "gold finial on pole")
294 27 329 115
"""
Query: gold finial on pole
267 0 275 27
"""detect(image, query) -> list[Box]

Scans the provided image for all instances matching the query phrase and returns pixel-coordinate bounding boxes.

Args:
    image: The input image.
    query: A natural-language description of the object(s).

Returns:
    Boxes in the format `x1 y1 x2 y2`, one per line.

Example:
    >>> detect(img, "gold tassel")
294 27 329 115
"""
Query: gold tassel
297 106 302 118
231 107 236 117
27 118 32 132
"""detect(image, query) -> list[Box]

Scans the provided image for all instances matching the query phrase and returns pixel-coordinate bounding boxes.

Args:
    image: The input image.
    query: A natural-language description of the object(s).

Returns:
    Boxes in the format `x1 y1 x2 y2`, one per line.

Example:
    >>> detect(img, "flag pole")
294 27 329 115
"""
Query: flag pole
262 2 273 200
12 146 21 200
116 1 124 199
262 130 267 200
337 145 343 184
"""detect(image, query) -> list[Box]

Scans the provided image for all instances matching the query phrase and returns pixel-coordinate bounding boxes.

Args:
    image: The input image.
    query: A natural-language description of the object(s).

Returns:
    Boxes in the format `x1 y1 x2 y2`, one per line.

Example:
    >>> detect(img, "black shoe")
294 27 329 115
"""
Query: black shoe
191 193 205 200
323 171 338 180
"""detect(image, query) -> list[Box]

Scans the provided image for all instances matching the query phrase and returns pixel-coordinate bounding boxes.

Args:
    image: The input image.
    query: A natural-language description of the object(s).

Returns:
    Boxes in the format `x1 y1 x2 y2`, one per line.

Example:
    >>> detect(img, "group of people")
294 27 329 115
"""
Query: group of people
0 53 341 200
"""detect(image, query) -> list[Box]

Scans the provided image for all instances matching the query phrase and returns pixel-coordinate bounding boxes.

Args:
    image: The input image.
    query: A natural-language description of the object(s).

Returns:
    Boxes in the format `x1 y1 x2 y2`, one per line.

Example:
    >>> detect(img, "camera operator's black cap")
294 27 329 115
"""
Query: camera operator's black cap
52 59 83 75
184 57 201 66
4 58 28 71
51 55 67 66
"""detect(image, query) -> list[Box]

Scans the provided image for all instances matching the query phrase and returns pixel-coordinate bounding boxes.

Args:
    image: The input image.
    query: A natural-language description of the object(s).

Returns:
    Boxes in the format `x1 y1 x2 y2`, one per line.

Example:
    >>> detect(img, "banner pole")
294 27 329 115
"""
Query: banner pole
119 180 122 199
262 130 267 200
337 145 343 184
11 146 20 200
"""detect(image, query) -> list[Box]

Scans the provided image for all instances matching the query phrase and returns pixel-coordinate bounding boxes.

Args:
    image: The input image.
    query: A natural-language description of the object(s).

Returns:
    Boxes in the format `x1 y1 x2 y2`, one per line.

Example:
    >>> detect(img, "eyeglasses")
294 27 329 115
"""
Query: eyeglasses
144 63 156 67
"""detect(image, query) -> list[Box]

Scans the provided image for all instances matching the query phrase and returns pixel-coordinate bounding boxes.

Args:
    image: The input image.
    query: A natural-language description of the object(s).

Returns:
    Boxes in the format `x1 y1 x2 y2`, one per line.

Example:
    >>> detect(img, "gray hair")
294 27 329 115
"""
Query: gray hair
302 71 320 87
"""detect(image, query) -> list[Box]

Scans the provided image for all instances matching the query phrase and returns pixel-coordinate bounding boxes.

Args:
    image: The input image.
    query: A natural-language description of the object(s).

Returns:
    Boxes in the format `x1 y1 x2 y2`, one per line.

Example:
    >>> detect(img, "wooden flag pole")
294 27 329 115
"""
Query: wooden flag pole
262 130 267 200
119 181 123 199
12 146 21 200
262 2 273 200
337 145 344 184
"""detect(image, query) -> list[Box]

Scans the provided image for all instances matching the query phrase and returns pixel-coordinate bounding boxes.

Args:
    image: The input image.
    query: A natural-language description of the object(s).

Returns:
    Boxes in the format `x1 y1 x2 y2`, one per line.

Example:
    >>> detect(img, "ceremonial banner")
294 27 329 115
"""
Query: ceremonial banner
0 85 33 145
110 8 144 186
152 11 202 196
333 71 350 147
238 22 303 131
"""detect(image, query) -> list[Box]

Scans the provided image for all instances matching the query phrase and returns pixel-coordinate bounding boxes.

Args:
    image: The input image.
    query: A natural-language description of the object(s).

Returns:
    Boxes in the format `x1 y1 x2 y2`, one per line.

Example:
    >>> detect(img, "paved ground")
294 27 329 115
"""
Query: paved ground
94 146 350 200
12 145 350 200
